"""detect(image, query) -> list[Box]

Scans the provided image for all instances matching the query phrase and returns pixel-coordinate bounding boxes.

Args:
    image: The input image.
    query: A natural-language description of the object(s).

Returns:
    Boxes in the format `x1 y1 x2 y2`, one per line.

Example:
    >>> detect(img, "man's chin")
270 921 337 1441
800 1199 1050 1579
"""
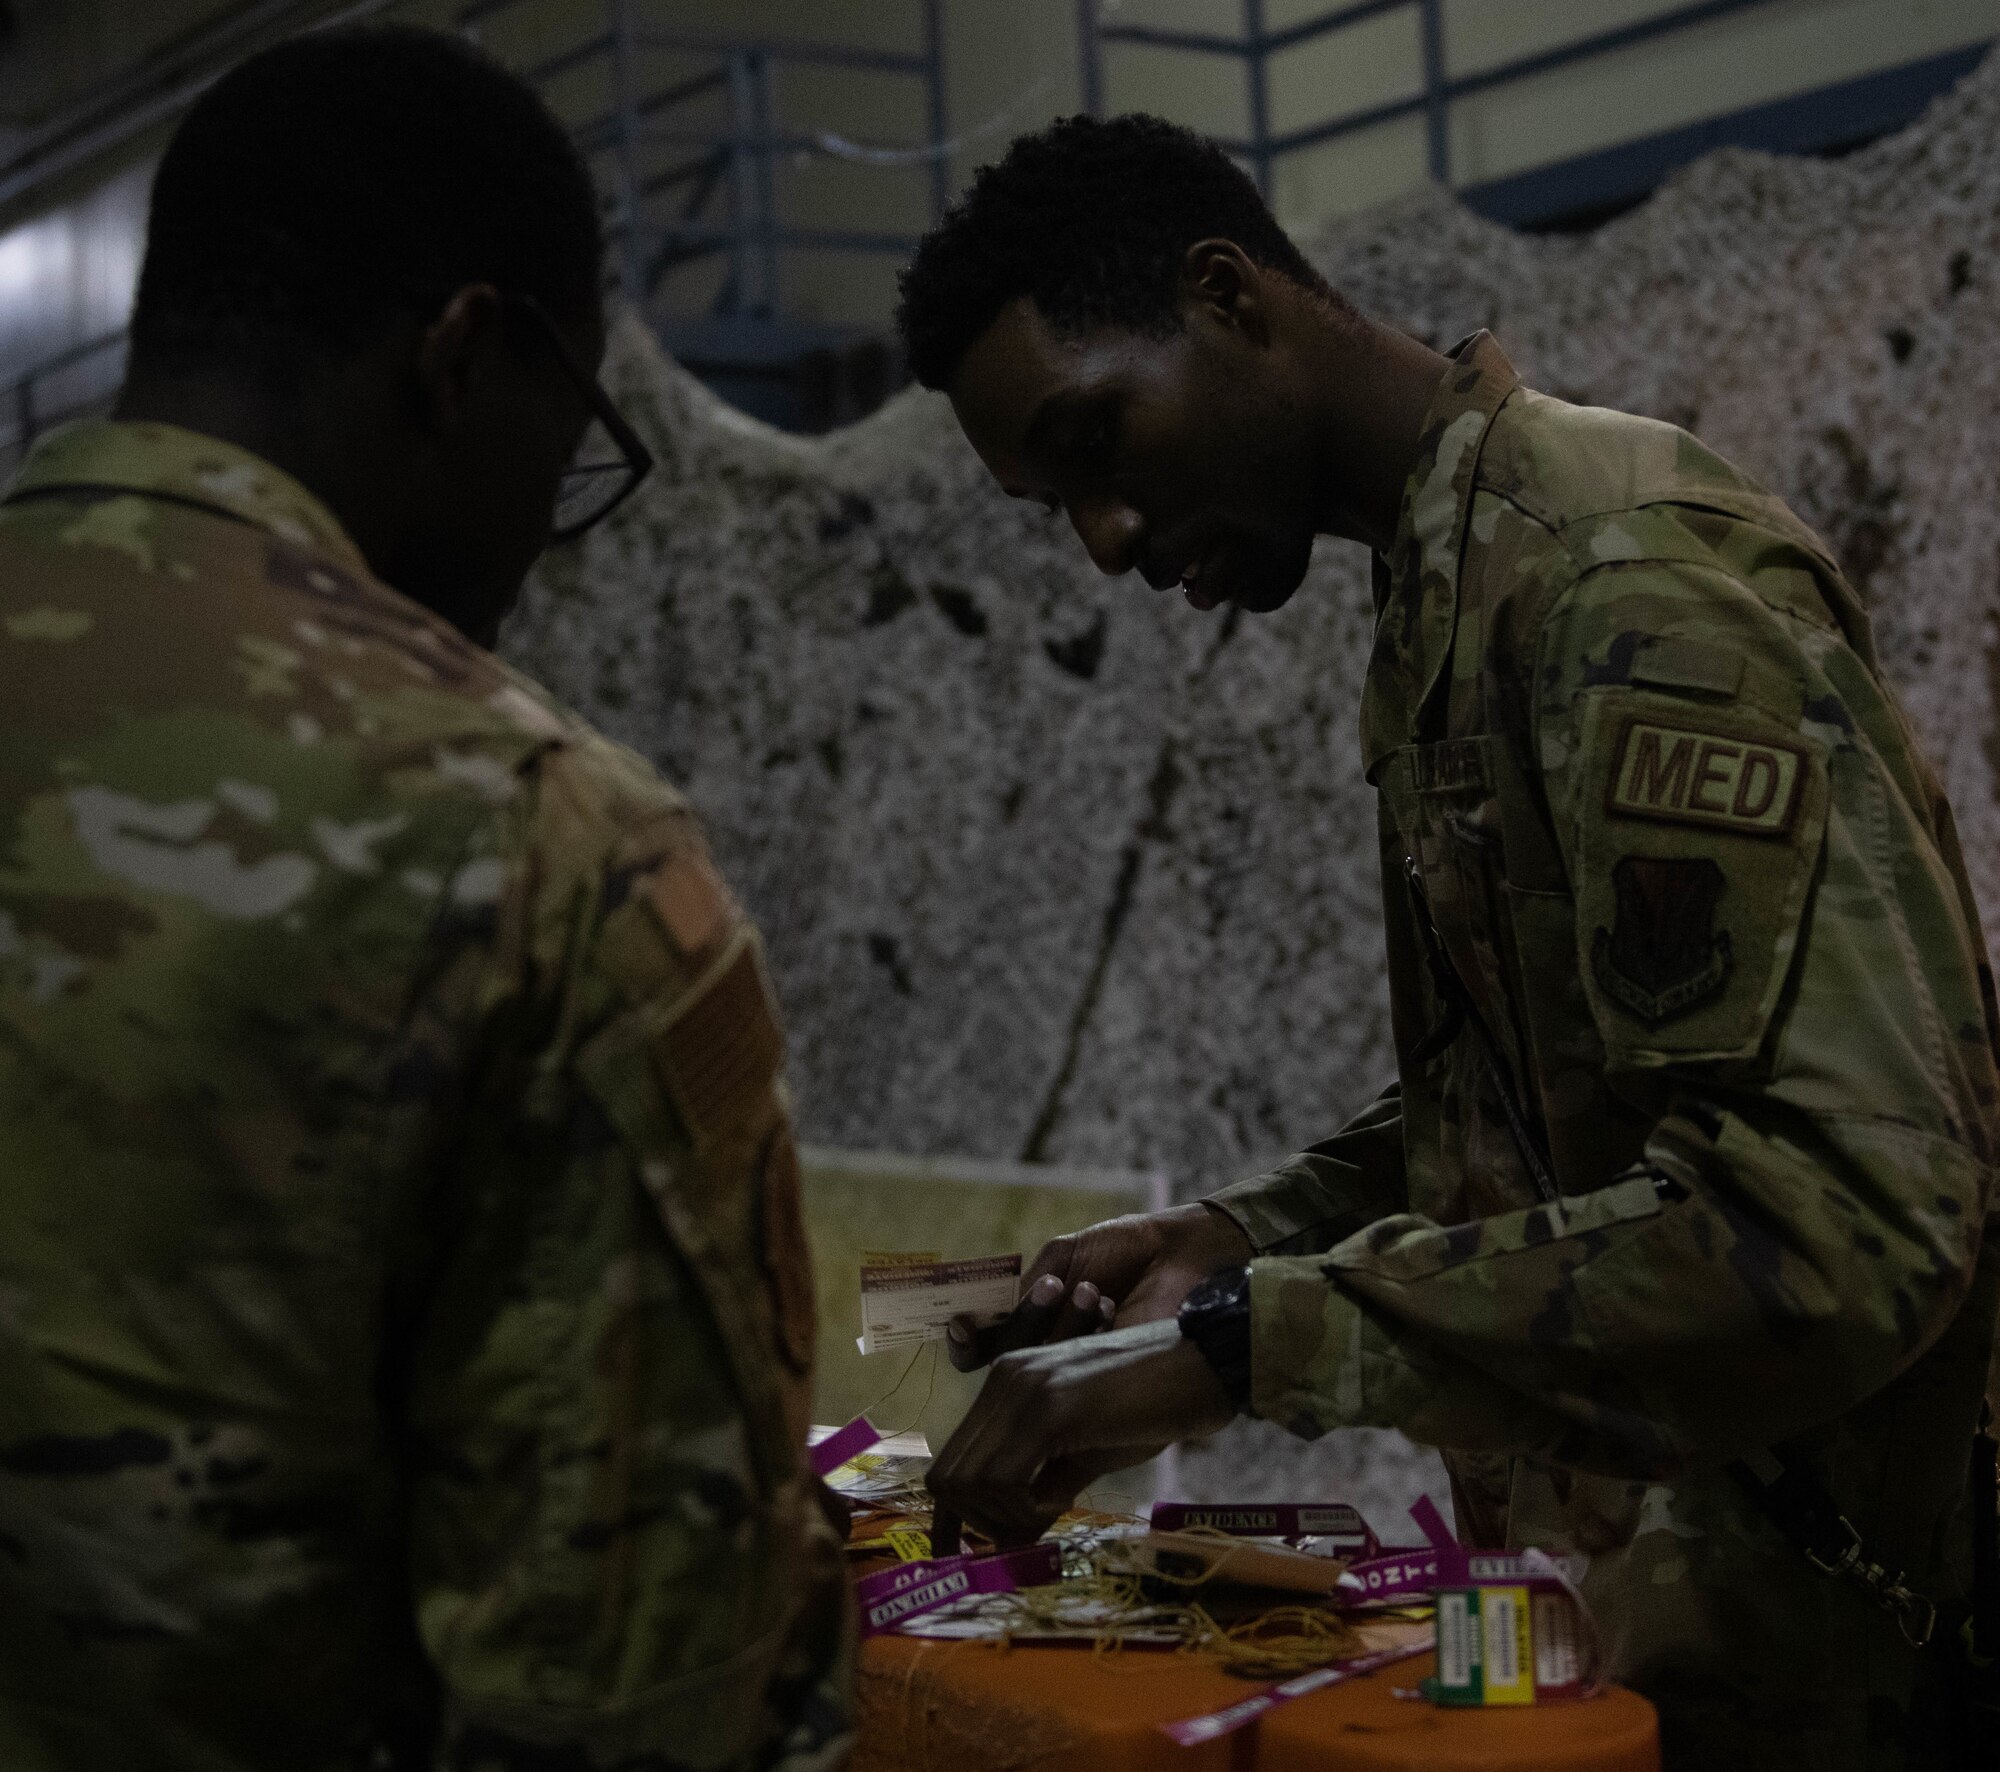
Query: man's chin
1225 575 1302 615
1212 544 1312 615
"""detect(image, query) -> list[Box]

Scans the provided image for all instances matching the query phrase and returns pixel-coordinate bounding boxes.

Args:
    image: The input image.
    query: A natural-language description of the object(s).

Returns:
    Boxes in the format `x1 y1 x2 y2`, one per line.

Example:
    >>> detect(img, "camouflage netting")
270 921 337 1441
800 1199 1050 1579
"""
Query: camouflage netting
502 52 2000 1530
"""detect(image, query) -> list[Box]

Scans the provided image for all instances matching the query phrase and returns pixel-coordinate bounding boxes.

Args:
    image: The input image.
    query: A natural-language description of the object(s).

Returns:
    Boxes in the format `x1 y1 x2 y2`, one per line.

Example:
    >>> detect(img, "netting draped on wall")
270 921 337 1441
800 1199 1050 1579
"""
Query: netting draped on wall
502 54 2000 1517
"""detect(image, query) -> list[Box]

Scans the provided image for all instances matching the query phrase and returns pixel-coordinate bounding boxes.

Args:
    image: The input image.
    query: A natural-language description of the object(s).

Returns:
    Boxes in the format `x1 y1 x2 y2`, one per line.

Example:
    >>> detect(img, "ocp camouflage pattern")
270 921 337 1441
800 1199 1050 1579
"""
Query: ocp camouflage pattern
0 421 853 1771
1211 334 2000 1770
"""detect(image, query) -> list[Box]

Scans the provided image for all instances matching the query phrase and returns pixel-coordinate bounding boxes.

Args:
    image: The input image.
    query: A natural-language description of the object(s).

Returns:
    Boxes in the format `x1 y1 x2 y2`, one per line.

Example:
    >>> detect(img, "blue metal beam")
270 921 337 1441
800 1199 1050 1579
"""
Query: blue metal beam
1257 0 1413 56
517 29 612 90
1446 0 1780 101
922 0 950 220
643 127 936 159
1077 0 1104 114
654 226 923 256
1243 0 1271 194
1416 0 1447 182
1095 24 1253 58
638 29 929 77
1261 0 1884 161
1264 88 1429 158
1460 42 1992 229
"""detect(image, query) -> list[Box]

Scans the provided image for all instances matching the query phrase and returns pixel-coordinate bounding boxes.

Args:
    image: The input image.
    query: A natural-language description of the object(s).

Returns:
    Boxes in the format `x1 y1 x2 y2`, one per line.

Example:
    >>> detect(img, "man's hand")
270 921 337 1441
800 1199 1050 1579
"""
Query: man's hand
926 1318 1237 1544
946 1202 1253 1372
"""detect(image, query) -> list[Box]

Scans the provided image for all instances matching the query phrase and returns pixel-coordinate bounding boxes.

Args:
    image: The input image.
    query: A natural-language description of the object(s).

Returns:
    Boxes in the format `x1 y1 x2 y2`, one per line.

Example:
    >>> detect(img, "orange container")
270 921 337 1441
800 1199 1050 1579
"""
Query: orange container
856 1636 1659 1772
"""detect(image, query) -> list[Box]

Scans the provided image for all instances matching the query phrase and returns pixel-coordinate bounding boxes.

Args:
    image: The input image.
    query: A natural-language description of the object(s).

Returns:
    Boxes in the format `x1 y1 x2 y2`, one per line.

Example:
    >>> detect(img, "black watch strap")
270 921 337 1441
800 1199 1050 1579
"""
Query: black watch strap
1178 1262 1254 1410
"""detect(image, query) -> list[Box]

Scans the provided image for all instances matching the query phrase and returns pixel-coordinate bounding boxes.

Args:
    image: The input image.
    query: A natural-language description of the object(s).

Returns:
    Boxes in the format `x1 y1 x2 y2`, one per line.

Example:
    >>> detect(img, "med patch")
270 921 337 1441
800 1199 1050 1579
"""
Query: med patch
1605 718 1804 837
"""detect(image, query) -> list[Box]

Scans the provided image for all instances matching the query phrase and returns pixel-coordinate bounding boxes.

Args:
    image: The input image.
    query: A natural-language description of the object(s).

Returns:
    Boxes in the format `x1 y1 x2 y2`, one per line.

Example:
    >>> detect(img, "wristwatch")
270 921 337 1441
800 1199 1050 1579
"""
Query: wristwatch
1177 1262 1254 1410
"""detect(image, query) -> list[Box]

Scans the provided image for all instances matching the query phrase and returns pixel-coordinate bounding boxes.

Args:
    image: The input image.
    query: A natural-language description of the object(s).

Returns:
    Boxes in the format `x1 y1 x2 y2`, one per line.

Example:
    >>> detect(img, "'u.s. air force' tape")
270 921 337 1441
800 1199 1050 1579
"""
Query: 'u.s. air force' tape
855 1542 1063 1637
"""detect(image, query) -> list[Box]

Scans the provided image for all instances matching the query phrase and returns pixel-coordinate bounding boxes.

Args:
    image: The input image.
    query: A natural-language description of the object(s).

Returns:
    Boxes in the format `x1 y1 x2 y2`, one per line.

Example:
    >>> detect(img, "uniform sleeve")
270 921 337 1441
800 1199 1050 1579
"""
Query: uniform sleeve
401 740 852 1769
1248 558 1999 1477
1207 1084 1411 1256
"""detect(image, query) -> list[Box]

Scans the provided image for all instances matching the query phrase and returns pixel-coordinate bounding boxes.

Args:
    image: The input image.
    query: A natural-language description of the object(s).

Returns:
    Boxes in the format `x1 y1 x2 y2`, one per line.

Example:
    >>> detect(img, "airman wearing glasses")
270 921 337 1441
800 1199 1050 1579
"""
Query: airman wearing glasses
0 29 849 1772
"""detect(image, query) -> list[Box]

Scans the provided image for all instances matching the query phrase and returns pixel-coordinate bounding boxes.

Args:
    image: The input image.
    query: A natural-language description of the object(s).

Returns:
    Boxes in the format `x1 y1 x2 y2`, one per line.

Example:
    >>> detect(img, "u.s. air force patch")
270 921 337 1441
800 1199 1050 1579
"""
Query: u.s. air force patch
1605 718 1804 837
1592 856 1732 1024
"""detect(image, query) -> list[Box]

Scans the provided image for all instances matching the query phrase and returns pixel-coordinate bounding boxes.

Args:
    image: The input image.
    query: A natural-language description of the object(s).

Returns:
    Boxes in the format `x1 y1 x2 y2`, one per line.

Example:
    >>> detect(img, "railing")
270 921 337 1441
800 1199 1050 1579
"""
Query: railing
458 0 949 322
0 330 126 477
1074 0 1967 218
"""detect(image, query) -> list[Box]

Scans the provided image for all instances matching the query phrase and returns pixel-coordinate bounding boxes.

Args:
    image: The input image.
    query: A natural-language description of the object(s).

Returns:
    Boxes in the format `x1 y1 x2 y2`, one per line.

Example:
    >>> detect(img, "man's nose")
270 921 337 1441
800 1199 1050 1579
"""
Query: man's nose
1067 494 1144 578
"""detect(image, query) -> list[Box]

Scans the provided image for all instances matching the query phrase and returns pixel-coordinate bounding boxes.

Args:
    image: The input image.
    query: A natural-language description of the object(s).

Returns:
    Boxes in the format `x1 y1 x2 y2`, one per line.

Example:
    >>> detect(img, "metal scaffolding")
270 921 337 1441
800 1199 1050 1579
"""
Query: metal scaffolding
1071 0 1988 225
460 0 950 419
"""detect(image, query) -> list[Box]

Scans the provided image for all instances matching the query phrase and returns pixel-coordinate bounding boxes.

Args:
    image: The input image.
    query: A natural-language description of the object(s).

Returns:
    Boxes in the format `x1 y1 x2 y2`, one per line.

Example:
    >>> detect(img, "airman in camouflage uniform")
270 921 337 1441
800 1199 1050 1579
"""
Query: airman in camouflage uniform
0 420 853 1769
1205 332 2000 1767
903 112 1998 1771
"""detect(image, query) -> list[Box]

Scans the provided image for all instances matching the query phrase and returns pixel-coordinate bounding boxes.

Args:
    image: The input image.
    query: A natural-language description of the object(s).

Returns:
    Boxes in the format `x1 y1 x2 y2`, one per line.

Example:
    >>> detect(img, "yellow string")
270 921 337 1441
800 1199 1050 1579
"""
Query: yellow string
915 1522 1366 1677
855 1340 939 1427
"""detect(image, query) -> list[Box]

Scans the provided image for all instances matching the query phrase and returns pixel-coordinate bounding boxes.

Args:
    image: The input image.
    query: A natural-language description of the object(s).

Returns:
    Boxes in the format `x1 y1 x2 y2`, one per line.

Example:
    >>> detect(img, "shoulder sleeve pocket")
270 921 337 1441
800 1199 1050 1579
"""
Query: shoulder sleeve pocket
1570 687 1829 1067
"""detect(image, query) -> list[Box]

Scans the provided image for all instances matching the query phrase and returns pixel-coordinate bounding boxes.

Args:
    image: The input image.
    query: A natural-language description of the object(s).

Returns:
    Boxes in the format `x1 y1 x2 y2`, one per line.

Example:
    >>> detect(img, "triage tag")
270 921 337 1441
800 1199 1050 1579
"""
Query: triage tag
1423 1553 1596 1706
857 1252 1021 1355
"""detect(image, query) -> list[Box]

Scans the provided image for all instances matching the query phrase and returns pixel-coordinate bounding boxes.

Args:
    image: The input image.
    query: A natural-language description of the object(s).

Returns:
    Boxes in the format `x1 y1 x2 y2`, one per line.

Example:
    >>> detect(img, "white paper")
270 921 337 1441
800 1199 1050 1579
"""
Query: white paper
857 1253 1020 1355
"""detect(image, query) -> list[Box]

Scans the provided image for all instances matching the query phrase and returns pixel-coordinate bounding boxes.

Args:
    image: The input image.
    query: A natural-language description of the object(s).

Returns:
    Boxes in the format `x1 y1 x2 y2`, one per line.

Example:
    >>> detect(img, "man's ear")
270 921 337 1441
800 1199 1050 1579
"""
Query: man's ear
414 282 506 436
1180 240 1270 346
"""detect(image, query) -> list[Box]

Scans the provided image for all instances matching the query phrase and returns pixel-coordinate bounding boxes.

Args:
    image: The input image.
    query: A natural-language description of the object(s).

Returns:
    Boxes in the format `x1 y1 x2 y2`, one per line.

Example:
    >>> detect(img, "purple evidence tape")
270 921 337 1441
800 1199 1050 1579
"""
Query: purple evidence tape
1159 1638 1436 1745
856 1541 1063 1637
807 1415 881 1478
1338 1545 1583 1606
1408 1493 1457 1548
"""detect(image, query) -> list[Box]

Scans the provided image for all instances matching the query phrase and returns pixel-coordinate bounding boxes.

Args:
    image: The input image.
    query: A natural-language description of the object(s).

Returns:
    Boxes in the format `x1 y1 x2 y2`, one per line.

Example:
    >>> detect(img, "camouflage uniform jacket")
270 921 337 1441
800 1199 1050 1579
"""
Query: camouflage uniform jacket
1210 334 2000 1769
0 422 853 1772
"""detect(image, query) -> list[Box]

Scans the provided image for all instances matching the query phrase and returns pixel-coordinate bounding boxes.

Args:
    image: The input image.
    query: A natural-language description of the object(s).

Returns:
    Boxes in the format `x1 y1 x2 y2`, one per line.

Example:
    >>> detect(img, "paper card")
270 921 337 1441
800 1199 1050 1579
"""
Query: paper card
857 1253 1021 1355
1114 1529 1353 1596
809 1424 932 1501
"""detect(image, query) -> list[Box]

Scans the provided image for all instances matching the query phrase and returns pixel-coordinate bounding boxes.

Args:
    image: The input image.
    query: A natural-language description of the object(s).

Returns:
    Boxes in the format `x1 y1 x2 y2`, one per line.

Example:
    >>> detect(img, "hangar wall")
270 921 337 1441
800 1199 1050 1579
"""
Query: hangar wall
499 52 2000 1512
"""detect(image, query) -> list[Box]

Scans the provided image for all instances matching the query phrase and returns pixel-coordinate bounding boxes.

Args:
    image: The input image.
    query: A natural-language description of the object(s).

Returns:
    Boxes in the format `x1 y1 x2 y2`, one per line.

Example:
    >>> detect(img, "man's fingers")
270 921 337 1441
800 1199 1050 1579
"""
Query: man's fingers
946 1272 1066 1372
1043 1281 1107 1344
1032 1443 1168 1512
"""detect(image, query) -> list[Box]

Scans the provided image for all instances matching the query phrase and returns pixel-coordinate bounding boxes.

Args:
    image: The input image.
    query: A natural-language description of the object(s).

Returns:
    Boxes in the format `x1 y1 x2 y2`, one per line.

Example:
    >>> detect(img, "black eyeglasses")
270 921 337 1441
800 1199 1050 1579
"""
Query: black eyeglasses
503 292 654 543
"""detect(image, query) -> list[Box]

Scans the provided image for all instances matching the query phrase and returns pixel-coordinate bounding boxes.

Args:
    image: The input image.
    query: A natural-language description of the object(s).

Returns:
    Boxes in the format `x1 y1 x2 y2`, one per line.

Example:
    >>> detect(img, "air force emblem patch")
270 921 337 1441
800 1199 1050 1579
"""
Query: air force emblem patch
1592 855 1733 1024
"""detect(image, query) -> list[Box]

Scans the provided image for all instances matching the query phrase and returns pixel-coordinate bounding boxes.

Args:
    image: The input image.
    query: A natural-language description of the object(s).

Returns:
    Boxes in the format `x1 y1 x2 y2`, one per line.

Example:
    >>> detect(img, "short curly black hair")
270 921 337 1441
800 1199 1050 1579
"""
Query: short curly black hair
131 26 601 381
896 112 1330 391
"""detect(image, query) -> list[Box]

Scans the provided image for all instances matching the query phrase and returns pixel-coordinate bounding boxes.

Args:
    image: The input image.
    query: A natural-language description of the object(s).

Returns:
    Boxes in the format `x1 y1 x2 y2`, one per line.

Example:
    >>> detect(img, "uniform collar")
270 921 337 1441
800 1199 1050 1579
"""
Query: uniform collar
1358 330 1521 779
8 418 373 581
